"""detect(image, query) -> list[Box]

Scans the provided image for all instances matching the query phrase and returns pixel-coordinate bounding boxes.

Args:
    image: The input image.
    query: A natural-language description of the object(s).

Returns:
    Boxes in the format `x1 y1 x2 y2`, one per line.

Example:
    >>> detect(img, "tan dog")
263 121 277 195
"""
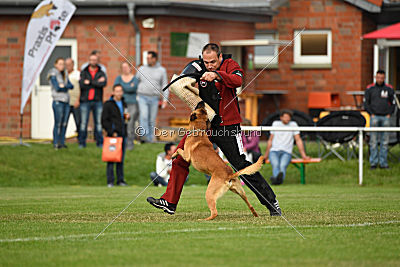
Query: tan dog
173 102 263 220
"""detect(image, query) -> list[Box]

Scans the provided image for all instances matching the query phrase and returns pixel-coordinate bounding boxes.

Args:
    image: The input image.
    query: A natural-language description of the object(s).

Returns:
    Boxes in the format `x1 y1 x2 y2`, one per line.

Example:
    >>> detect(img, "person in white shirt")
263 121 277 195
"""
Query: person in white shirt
65 58 80 139
150 142 176 186
264 110 310 185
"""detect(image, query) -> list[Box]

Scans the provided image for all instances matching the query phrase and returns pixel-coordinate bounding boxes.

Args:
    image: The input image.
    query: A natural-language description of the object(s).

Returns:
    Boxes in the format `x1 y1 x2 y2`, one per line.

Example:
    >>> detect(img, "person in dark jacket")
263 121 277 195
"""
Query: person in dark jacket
79 53 107 148
364 70 396 169
101 84 129 187
147 43 281 216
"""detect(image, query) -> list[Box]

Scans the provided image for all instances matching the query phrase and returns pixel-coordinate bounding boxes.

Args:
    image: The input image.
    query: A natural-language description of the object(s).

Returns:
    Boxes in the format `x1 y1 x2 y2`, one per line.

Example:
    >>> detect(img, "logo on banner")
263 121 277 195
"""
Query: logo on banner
28 3 69 59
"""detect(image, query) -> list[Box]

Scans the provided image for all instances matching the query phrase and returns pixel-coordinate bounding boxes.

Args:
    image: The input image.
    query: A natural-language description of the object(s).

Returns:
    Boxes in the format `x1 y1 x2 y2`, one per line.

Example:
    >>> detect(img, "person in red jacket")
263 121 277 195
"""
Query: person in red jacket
147 43 281 216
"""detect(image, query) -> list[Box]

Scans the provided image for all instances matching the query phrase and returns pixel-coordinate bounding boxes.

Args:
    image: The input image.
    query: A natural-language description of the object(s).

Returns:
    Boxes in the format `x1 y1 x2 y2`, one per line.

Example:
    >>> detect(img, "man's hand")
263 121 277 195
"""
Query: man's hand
302 155 311 160
161 101 167 109
74 100 80 108
112 132 118 137
386 114 390 118
84 79 90 85
200 72 219 82
98 77 105 82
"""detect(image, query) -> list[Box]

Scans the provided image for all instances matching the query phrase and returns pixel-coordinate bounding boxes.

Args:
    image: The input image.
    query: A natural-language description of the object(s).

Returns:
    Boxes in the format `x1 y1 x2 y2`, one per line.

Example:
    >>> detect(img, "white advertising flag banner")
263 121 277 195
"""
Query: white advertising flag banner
20 0 76 114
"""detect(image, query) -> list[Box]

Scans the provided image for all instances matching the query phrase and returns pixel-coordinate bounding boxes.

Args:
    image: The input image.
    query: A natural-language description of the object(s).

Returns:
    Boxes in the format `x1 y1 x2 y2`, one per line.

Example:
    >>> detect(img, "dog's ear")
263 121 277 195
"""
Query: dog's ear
195 101 205 110
190 113 197 121
206 119 211 129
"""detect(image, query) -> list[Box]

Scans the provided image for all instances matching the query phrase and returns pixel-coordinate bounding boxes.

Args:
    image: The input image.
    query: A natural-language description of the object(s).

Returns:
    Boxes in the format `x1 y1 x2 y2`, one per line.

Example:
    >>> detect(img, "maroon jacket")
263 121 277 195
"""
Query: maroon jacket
199 55 243 126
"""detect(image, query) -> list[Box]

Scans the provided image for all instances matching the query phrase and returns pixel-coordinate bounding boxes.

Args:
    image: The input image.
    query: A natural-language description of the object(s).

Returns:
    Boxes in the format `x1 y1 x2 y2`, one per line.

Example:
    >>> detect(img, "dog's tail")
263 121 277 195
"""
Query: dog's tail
229 156 264 179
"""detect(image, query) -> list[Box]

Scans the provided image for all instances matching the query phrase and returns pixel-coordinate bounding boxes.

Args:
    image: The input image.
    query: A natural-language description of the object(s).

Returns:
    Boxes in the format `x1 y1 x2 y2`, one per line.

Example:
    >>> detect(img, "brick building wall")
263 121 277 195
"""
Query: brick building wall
0 14 253 138
361 13 377 89
254 0 376 122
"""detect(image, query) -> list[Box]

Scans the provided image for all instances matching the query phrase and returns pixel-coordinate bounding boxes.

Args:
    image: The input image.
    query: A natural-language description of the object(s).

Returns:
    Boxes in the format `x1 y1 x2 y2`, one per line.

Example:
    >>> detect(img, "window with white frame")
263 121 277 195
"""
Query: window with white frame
254 32 278 68
294 30 332 65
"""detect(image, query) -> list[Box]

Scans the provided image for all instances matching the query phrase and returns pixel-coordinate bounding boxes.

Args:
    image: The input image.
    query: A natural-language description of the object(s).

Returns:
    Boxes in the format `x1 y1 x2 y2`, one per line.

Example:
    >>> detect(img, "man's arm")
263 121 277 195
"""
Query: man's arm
161 68 169 108
389 88 396 116
215 60 243 88
200 60 243 88
294 134 310 160
79 70 90 90
264 134 274 161
363 88 372 115
101 102 114 136
91 72 107 87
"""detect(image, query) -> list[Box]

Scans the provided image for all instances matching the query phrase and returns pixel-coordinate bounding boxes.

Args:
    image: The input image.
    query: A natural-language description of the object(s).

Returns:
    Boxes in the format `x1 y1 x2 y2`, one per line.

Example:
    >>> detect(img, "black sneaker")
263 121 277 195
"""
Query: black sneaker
370 165 377 170
276 172 284 185
117 181 128 186
380 165 389 169
147 197 176 215
270 176 278 185
269 200 282 216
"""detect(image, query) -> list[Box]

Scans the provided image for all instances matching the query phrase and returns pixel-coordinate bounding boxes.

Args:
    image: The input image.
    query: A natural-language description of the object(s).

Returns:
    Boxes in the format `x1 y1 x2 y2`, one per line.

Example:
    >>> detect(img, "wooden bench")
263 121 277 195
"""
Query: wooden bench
265 158 321 184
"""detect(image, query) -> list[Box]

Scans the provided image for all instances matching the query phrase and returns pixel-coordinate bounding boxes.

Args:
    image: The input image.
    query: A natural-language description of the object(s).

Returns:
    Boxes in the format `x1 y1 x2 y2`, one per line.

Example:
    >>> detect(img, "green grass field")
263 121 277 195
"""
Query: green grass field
1 142 400 266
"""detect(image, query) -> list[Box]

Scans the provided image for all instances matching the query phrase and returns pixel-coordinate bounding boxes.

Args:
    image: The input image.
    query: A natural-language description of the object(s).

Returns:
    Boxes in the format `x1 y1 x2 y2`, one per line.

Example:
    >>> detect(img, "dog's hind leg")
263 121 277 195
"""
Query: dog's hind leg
229 178 258 217
202 177 229 221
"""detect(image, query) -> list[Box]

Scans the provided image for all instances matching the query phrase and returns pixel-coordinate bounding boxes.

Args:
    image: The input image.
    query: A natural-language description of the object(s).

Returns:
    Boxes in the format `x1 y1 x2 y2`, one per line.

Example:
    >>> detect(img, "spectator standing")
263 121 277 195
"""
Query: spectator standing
79 53 107 148
264 110 310 185
150 142 176 186
101 84 129 187
241 119 261 163
81 50 107 76
364 70 396 169
47 57 73 149
114 62 139 150
136 51 168 143
65 58 81 140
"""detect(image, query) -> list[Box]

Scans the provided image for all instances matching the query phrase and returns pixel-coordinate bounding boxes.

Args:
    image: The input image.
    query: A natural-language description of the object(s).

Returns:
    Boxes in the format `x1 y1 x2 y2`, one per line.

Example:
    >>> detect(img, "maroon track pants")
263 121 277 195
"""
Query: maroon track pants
161 134 189 204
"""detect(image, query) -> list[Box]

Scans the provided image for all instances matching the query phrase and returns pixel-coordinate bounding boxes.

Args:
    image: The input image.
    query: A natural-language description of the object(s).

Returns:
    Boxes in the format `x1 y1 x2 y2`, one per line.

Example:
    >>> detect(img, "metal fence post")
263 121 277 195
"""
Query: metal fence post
359 129 363 185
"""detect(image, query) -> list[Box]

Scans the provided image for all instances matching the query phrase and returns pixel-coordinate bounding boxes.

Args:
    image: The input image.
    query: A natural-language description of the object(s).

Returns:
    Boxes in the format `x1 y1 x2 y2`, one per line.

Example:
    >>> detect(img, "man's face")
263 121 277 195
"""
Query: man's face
202 51 222 71
167 145 176 156
113 86 123 100
376 73 385 85
65 59 74 73
147 54 157 66
89 55 98 67
280 114 291 125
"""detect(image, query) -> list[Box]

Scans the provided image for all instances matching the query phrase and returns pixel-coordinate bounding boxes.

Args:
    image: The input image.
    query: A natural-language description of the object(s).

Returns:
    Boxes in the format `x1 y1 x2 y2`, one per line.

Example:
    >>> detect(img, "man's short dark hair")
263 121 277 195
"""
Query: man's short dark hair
148 51 158 59
91 50 100 55
280 109 293 118
376 70 385 75
164 142 175 154
113 84 123 91
202 43 221 56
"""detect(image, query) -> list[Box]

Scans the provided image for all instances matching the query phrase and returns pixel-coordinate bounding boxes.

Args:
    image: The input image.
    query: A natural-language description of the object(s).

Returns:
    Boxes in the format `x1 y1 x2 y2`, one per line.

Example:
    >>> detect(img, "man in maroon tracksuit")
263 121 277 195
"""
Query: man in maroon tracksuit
147 43 281 216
